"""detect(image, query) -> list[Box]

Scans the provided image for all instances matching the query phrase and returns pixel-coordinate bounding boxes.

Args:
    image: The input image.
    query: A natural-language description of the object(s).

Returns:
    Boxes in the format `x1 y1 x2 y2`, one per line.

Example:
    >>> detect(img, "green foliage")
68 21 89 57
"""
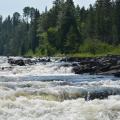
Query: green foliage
79 39 114 54
57 0 81 53
64 26 80 53
38 32 57 56
47 27 58 48
110 45 120 55
0 0 120 56
25 50 34 56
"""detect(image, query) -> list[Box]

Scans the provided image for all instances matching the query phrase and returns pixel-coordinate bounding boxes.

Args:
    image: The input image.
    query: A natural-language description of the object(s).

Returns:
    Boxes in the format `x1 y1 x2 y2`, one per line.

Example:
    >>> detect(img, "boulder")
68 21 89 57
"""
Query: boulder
8 58 25 66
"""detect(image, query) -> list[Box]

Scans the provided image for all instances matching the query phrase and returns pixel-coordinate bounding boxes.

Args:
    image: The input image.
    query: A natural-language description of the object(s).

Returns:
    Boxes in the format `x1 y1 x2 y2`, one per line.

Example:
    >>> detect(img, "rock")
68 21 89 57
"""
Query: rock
72 66 96 74
98 65 111 72
8 58 25 66
0 67 13 71
8 57 52 66
8 55 120 75
71 55 120 76
38 57 51 62
85 91 109 101
72 66 81 74
85 87 120 101
114 72 120 77
16 59 25 66
60 57 91 62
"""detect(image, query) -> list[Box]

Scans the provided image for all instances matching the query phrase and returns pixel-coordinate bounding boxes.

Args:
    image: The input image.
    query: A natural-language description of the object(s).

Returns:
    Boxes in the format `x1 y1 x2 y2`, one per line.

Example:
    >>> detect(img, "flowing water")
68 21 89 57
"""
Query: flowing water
0 56 120 120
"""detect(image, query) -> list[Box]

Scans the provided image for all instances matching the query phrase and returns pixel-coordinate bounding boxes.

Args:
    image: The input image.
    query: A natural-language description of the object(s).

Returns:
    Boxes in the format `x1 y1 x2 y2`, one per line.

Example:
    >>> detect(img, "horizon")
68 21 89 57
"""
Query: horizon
0 0 95 18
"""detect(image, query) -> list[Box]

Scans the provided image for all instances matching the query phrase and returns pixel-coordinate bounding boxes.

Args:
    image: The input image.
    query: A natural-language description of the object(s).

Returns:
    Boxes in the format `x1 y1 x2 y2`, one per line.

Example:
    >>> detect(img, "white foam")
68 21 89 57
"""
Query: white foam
0 56 120 119
0 95 120 120
0 78 120 120
0 56 75 77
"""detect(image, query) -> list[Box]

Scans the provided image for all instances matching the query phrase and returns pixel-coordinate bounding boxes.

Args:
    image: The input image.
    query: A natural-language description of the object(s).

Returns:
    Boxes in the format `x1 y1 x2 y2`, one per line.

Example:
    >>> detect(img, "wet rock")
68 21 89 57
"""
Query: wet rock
8 58 25 66
85 91 109 101
98 65 111 72
114 72 120 77
7 55 120 75
16 59 25 66
0 66 13 71
8 57 52 66
38 57 51 62
71 55 120 76
85 87 120 101
72 66 96 74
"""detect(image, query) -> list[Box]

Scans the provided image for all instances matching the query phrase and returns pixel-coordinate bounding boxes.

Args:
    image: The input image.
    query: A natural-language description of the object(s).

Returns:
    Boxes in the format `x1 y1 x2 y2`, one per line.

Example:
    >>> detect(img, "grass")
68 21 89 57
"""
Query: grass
25 51 120 58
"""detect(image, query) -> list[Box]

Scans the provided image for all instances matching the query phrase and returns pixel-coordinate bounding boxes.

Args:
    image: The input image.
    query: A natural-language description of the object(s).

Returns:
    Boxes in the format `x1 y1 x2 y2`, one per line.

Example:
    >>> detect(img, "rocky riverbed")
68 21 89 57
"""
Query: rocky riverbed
7 55 120 77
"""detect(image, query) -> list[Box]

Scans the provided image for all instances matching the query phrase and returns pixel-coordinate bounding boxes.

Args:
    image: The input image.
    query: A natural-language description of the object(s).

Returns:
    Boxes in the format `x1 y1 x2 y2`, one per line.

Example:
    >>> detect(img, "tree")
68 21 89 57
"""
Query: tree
58 0 81 53
47 27 57 48
0 15 3 55
23 7 31 23
30 9 40 52
0 1 120 56
95 0 113 43
86 4 96 38
12 12 21 27
115 0 120 44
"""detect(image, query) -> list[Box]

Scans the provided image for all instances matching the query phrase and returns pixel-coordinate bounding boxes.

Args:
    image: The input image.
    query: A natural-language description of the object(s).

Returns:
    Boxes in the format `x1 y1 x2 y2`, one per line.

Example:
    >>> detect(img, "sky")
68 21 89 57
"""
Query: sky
0 0 96 18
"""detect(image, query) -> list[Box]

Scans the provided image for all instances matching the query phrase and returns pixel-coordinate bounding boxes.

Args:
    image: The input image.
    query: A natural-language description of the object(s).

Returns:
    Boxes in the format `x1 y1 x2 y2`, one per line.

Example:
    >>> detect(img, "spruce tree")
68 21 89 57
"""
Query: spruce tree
58 0 81 53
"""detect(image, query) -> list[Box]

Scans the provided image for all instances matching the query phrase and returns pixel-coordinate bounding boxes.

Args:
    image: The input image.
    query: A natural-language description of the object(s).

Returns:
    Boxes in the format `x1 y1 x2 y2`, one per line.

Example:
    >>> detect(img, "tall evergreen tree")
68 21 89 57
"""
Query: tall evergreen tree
115 0 120 44
58 0 81 53
95 0 113 43
86 4 96 39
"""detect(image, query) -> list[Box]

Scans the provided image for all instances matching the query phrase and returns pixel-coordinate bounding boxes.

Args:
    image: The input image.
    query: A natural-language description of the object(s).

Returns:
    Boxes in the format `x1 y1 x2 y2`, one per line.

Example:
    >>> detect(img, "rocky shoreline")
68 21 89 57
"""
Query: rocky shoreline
7 55 120 77
68 55 120 77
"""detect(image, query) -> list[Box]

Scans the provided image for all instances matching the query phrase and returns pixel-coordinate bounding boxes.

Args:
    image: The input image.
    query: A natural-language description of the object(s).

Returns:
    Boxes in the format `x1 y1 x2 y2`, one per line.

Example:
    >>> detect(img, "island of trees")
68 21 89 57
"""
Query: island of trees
0 0 120 56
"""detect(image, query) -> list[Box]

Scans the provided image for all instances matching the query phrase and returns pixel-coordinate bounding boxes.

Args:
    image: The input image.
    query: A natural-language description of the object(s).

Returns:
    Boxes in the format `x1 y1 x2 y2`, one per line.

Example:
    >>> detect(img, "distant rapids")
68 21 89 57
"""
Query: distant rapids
0 56 120 120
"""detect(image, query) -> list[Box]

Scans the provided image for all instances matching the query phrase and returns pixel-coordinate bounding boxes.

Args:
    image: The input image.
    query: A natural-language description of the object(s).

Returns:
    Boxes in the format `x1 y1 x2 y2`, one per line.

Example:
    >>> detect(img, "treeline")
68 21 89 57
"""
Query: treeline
0 0 120 56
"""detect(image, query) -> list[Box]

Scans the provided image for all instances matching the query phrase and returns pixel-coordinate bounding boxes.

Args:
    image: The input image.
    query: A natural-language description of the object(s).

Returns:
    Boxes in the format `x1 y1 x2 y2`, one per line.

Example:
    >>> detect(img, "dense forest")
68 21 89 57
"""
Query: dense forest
0 0 120 56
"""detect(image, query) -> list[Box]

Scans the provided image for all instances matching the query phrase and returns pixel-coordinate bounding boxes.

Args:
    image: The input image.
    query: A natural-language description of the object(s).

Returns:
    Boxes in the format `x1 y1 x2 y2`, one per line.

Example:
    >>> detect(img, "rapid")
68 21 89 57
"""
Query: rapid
0 56 120 120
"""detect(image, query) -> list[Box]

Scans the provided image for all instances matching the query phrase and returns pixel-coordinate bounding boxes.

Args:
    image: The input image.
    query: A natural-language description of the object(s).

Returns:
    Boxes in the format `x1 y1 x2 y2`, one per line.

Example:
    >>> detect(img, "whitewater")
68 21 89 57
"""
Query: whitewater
0 56 120 120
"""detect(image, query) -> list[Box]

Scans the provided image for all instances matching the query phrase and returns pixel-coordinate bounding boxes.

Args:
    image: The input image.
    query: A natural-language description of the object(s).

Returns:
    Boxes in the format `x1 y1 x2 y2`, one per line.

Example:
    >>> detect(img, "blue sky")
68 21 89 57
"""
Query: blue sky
0 0 96 18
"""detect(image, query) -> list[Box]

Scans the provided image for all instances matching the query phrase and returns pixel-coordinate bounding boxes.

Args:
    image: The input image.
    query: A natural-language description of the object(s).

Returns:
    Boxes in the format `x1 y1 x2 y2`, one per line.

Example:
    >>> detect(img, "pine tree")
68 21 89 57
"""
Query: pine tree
86 4 96 39
115 0 120 44
95 0 113 43
58 0 81 53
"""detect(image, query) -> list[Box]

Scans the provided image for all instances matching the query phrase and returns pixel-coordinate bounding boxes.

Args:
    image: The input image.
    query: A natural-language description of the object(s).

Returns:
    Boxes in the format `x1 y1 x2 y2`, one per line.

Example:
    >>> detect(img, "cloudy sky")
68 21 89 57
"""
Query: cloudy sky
0 0 96 18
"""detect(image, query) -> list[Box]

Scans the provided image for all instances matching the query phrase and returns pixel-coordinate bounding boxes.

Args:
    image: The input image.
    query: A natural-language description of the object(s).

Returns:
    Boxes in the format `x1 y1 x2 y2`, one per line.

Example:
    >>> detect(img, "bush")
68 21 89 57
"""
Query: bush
79 39 114 54
110 44 120 55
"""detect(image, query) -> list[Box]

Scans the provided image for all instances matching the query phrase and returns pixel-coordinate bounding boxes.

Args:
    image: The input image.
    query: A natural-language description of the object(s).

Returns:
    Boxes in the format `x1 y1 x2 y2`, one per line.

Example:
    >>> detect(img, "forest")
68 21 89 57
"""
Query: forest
0 0 120 56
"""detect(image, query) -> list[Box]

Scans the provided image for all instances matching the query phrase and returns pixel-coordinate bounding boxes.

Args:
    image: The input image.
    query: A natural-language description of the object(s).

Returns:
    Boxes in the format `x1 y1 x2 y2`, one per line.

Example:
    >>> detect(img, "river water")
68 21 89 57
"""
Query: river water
0 56 120 120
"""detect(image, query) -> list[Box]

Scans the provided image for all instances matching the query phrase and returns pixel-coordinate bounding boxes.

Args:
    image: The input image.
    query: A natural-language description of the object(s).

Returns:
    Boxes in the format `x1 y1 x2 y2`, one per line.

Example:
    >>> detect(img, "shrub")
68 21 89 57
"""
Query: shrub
79 39 114 54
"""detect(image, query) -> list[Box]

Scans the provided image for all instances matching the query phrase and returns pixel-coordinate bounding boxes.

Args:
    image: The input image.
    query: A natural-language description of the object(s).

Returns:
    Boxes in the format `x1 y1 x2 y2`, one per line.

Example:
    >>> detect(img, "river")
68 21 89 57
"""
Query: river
0 56 120 120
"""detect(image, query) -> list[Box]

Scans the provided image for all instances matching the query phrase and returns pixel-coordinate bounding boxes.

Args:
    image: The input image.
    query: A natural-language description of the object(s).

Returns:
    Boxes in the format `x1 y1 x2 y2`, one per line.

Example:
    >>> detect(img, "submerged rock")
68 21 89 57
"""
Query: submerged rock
114 72 120 77
85 87 120 101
